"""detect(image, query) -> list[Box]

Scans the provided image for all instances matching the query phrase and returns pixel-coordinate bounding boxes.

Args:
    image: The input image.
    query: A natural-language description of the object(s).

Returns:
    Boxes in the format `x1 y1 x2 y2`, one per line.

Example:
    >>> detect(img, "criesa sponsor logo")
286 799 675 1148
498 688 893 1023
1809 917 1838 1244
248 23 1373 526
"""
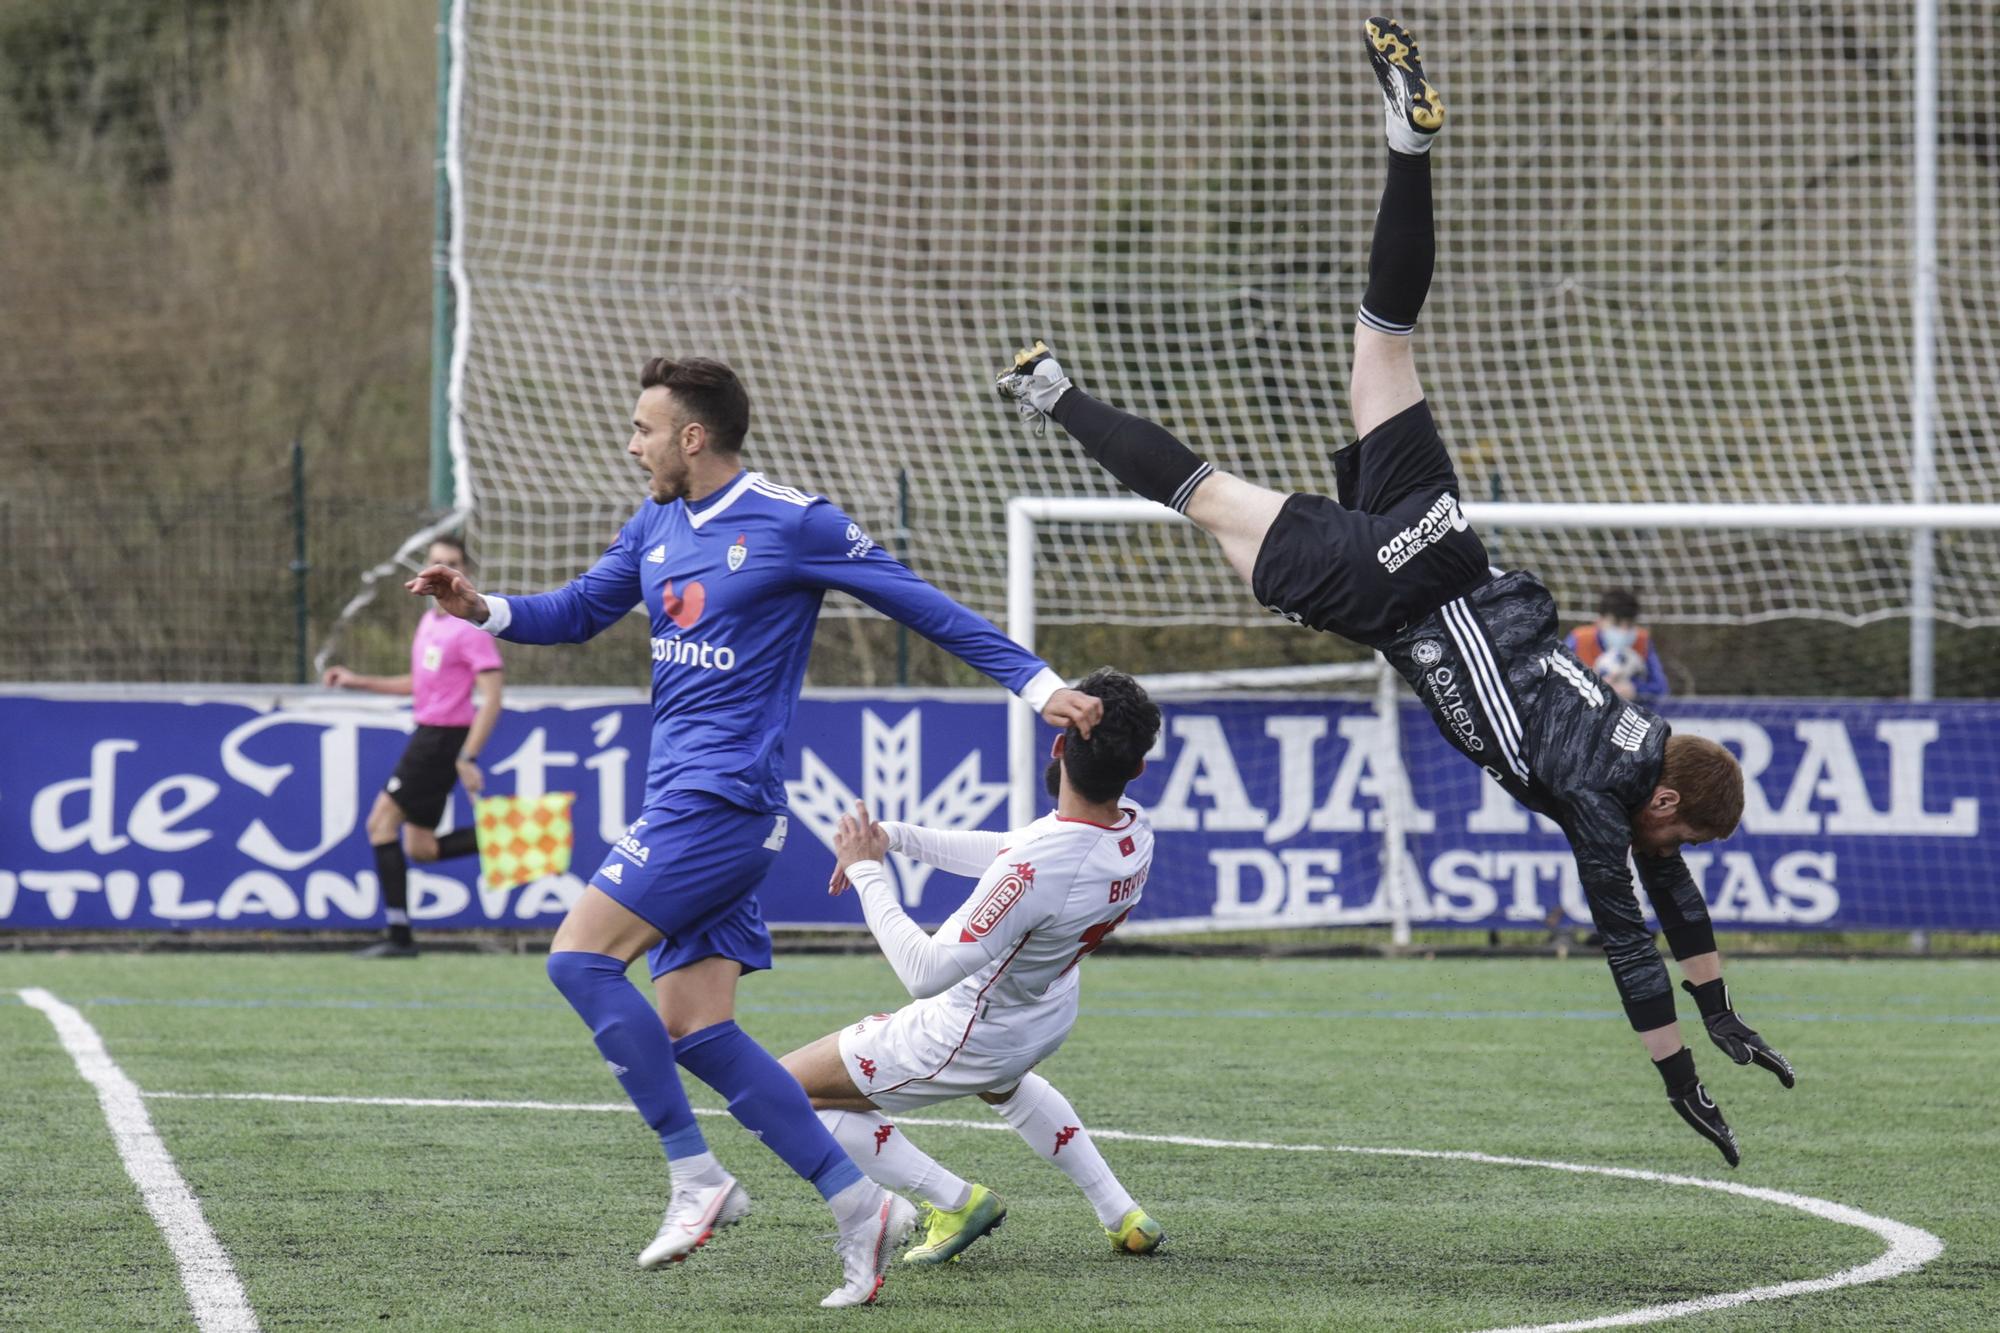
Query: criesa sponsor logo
1413 639 1443 667
1377 492 1468 573
960 862 1034 942
1423 665 1486 753
650 636 738 671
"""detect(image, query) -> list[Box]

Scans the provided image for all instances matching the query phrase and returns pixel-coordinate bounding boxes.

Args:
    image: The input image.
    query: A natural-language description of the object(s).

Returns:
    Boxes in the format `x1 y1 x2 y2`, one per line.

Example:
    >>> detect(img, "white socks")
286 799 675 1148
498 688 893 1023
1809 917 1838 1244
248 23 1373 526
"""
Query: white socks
667 1148 728 1194
990 1074 1136 1229
819 1109 973 1212
826 1175 883 1229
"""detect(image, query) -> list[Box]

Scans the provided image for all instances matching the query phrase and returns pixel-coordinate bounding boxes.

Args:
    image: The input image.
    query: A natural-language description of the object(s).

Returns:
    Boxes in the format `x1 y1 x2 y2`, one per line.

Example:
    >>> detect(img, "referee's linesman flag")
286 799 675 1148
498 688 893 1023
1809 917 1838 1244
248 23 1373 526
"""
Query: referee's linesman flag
475 793 576 894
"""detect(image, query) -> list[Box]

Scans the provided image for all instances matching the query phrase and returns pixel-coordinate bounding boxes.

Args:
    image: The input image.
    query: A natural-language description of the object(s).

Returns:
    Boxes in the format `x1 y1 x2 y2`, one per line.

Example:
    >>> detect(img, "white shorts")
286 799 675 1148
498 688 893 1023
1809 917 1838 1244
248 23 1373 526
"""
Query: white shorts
837 988 1079 1113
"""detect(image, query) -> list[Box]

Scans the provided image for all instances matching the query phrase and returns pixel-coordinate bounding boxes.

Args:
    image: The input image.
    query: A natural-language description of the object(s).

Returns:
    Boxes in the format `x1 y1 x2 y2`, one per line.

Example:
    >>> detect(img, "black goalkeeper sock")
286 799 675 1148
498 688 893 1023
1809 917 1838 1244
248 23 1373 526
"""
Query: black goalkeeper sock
1049 388 1214 514
1357 149 1435 336
373 840 413 946
1683 977 1731 1020
434 828 479 861
1653 1046 1699 1096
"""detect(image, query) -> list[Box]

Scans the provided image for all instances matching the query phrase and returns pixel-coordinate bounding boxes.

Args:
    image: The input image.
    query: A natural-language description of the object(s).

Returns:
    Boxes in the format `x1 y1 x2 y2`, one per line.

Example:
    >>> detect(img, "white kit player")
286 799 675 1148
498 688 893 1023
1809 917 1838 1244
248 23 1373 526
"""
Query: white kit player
784 667 1167 1264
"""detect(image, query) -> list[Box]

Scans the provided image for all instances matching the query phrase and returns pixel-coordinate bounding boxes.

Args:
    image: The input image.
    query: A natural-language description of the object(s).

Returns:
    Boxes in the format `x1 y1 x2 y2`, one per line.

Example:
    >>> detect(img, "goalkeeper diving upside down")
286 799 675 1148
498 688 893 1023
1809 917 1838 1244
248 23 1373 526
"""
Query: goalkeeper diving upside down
994 17 1793 1167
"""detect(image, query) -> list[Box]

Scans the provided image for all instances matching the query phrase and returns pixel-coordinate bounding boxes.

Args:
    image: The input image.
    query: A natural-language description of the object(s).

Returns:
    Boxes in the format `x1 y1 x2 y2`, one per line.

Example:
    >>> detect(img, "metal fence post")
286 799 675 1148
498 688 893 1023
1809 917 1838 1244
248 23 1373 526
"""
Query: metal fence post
290 437 311 686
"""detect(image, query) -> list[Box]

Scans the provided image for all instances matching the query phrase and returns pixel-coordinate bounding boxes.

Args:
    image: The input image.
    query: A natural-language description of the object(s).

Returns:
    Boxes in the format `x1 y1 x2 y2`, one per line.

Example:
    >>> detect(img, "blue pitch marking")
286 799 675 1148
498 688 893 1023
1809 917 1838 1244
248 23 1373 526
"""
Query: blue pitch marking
67 994 2000 1024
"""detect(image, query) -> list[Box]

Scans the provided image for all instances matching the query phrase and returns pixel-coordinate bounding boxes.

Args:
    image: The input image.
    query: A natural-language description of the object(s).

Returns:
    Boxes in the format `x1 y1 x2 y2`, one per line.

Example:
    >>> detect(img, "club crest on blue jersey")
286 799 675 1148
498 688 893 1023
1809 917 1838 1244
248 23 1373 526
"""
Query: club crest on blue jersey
727 532 748 572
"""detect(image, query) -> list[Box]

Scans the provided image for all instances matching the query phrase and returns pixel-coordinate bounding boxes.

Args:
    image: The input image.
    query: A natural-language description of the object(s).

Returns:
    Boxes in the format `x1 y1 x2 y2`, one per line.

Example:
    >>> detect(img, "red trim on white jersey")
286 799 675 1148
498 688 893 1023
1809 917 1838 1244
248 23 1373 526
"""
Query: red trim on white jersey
1053 806 1137 831
872 932 1035 1098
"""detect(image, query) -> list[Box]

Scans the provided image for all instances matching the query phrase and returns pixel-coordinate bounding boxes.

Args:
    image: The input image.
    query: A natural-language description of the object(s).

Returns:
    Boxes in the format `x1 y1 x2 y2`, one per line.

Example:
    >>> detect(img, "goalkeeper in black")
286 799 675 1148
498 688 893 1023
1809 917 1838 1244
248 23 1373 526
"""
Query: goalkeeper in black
995 17 1793 1167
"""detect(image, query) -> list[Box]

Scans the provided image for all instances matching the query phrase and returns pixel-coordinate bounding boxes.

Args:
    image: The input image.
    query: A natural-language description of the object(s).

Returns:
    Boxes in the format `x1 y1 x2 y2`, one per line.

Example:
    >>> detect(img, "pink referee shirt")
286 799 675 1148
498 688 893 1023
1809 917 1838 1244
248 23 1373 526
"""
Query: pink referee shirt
410 609 504 727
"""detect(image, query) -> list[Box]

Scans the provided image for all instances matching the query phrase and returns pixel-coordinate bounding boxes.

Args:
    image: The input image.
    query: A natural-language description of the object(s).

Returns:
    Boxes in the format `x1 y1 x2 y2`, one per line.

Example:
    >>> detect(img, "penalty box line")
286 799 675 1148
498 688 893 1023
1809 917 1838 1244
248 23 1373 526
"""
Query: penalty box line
144 1088 1943 1333
14 989 259 1333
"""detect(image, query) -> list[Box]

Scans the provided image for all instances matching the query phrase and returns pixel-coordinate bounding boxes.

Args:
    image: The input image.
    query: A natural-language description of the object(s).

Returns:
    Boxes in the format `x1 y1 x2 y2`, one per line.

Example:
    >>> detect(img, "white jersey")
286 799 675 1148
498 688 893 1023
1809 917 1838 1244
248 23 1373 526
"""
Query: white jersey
839 804 1153 1110
919 804 1153 1017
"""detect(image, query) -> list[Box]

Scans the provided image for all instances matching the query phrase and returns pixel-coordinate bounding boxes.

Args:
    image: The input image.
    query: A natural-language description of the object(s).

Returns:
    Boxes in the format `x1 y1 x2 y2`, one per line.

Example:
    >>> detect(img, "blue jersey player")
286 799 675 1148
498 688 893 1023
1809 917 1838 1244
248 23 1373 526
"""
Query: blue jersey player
408 356 1101 1309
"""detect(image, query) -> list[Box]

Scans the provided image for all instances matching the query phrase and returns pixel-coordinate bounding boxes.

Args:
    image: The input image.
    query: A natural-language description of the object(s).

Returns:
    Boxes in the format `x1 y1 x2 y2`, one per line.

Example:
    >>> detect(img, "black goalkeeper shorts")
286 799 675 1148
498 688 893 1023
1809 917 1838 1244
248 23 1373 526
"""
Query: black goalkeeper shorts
384 724 469 829
1251 399 1491 647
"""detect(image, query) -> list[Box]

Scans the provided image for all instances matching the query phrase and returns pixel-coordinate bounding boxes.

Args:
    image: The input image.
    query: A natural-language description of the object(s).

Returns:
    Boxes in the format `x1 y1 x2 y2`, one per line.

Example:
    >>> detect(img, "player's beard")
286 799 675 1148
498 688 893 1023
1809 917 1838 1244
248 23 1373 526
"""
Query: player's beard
1044 756 1062 798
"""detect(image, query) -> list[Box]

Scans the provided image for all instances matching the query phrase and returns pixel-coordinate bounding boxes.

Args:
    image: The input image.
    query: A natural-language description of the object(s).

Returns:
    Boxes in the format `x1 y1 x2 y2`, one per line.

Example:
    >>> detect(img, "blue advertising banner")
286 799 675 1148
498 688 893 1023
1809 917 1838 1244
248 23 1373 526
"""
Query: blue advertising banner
1 689 1992 932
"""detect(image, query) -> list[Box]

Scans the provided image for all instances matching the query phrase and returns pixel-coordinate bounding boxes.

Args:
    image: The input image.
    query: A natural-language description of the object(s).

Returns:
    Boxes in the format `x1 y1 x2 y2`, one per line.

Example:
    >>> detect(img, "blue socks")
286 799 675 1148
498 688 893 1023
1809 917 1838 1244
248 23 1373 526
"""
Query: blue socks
674 1020 864 1200
545 951 708 1162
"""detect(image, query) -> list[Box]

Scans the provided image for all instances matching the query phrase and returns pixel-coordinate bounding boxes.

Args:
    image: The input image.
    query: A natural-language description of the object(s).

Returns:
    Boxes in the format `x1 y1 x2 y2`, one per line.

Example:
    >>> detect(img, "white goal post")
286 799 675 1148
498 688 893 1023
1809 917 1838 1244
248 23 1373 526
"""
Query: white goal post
1007 496 2000 942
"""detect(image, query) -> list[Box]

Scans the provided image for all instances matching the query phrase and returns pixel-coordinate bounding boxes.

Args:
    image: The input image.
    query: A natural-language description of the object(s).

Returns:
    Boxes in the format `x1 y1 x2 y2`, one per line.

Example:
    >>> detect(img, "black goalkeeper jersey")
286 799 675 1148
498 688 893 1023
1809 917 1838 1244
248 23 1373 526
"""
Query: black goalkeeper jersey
1379 569 1711 1030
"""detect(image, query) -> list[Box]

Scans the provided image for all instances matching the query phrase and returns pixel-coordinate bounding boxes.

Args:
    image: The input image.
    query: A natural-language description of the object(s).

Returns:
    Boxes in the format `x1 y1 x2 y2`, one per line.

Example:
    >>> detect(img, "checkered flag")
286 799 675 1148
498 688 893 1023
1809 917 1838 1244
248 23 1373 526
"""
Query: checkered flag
475 793 576 894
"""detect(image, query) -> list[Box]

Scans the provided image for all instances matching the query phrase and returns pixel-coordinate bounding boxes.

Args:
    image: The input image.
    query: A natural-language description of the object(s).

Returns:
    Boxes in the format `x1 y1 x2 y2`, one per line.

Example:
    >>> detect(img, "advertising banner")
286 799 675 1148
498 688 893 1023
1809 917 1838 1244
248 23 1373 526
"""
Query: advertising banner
2 690 1990 932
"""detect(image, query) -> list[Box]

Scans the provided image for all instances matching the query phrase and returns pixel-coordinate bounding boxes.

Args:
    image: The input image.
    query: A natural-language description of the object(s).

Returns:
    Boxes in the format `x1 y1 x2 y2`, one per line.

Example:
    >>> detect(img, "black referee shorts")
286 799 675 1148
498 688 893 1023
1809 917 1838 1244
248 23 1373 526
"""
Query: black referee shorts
384 724 469 829
1250 399 1490 647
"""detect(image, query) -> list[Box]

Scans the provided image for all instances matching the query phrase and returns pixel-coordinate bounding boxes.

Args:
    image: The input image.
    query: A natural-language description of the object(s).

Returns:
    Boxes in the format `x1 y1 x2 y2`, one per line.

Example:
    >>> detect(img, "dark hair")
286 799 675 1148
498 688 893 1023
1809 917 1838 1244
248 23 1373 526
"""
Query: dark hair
1053 667 1162 804
1661 734 1744 839
429 534 470 566
1598 587 1641 621
639 356 750 453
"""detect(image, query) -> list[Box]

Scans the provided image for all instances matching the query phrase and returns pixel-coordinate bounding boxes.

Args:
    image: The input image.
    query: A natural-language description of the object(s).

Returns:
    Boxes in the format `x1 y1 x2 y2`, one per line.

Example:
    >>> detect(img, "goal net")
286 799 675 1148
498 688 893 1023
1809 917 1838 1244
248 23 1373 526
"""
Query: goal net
438 0 2000 691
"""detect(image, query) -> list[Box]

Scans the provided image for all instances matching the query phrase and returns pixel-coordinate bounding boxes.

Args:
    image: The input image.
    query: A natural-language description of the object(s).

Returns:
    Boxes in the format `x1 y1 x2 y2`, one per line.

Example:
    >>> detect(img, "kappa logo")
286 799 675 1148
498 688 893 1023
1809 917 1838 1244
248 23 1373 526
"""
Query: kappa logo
646 543 666 564
600 862 624 885
961 863 1034 942
1413 639 1444 667
726 532 748 573
856 1056 878 1083
872 1124 894 1155
1611 708 1653 752
1053 1125 1079 1155
662 578 705 630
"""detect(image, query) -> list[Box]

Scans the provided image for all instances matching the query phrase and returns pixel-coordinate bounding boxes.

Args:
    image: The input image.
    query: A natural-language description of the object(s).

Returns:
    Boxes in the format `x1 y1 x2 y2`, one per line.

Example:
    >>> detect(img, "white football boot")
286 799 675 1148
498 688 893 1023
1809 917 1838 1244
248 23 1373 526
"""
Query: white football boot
820 1187 918 1308
993 340 1073 436
636 1175 750 1269
1364 17 1445 154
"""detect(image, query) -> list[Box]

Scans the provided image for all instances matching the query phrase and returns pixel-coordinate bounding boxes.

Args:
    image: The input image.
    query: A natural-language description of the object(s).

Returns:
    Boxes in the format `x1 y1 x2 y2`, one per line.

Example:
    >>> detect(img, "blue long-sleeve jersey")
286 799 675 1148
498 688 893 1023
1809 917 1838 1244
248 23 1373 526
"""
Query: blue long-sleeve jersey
479 471 1060 813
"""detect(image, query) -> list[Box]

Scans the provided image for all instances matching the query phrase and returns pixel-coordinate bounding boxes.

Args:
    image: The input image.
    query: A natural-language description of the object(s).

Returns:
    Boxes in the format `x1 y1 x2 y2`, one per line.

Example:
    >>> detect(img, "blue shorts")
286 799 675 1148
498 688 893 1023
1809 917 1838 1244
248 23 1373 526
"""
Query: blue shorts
585 791 785 981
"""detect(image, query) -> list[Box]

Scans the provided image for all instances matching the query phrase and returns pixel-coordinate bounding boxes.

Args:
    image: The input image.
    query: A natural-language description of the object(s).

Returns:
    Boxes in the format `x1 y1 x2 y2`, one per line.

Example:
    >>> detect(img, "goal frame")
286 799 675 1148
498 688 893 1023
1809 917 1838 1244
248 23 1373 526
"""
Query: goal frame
1006 496 2000 944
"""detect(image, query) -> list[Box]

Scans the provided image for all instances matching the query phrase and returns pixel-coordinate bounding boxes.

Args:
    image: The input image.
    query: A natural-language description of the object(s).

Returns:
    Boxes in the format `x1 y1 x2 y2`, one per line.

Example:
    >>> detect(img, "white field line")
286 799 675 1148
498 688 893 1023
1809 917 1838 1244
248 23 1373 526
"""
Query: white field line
143 1089 1942 1332
16 990 259 1333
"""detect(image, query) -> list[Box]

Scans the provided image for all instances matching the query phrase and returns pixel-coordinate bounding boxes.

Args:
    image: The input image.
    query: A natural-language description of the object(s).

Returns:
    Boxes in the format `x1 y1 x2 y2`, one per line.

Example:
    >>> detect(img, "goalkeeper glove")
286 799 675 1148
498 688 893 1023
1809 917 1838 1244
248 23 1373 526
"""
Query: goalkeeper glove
1667 1080 1741 1169
1683 979 1796 1089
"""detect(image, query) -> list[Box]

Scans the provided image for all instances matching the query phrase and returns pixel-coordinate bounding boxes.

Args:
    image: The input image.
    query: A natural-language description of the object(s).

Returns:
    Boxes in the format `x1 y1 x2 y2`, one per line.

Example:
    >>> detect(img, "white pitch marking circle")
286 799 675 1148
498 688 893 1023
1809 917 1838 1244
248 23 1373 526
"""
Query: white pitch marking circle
145 1090 1944 1331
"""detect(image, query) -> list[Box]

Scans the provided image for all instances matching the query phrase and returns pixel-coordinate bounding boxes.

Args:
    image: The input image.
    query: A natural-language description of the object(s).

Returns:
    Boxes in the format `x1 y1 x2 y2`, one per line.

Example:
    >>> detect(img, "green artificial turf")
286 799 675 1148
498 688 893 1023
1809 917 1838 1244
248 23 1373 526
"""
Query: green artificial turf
2 952 1994 1330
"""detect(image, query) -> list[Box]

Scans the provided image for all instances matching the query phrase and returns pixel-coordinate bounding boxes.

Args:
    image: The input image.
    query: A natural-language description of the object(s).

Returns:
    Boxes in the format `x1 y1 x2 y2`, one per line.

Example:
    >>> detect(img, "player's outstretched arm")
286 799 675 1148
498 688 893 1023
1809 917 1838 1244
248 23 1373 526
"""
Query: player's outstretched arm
836 800 1040 996
413 528 644 645
876 822 1007 877
792 499 1101 736
1632 855 1792 1088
